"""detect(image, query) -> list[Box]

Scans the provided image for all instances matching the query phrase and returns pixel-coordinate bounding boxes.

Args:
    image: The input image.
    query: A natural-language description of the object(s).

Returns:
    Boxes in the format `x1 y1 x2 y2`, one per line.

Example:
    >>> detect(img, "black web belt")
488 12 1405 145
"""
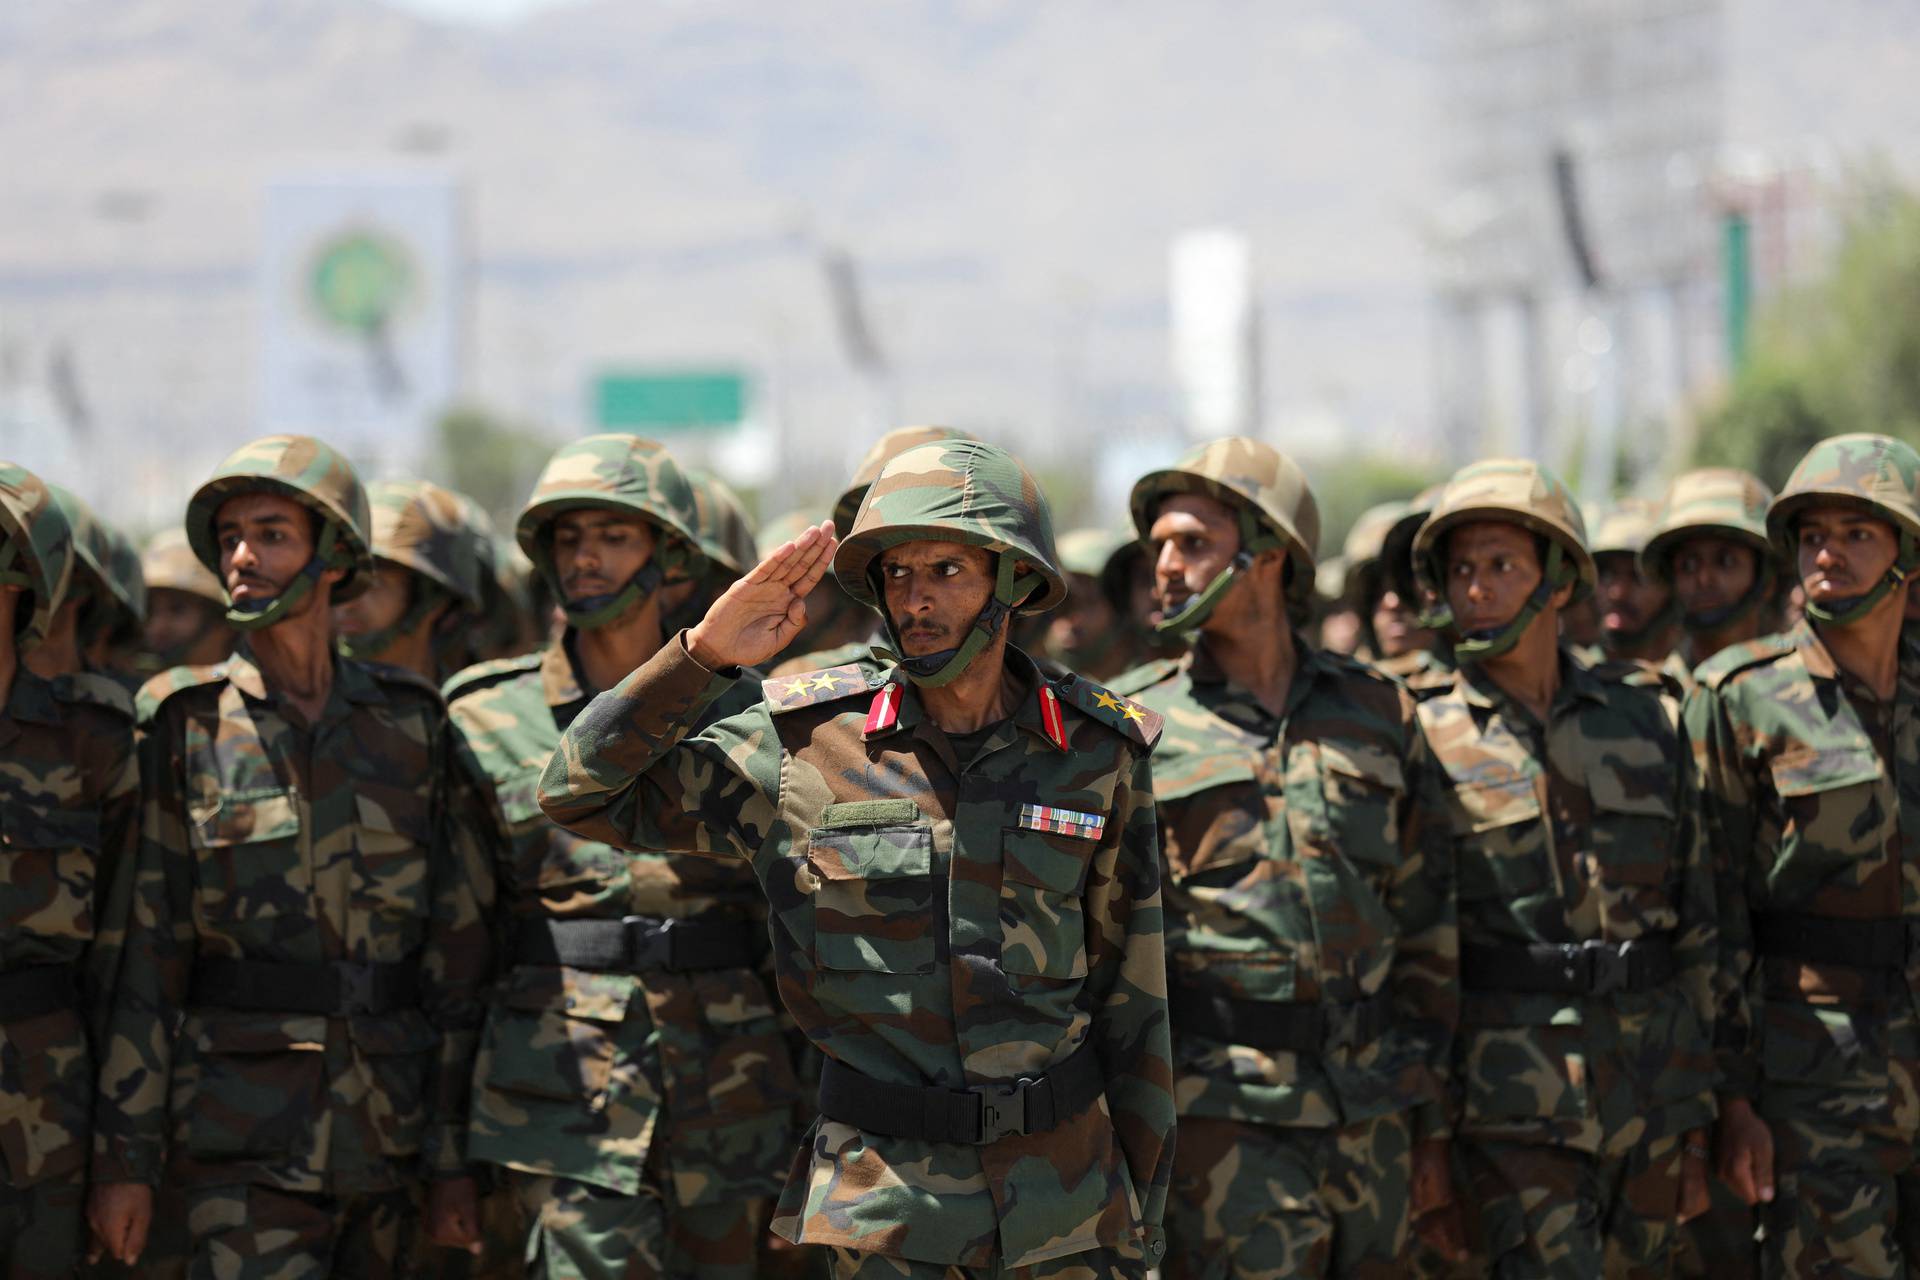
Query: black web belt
1754 912 1920 971
1172 981 1394 1052
1462 935 1674 997
0 966 78 1023
191 958 421 1017
817 1037 1105 1146
513 916 759 974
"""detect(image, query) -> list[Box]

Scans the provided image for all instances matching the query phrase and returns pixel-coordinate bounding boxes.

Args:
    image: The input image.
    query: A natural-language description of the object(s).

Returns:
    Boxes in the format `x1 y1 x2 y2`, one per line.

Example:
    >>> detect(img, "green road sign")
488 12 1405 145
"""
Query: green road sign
593 370 747 431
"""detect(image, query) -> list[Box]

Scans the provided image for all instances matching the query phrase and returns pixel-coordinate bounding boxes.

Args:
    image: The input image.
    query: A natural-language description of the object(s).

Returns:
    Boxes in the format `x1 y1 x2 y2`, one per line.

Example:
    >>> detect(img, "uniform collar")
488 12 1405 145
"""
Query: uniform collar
225 642 388 709
543 633 588 709
3 667 62 728
1182 632 1327 727
1457 643 1608 715
1793 619 1839 682
863 646 1059 751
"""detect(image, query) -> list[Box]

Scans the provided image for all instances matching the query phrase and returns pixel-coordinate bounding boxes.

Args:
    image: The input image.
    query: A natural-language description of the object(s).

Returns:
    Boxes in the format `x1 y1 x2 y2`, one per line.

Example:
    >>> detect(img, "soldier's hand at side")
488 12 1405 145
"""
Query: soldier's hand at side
1678 1127 1712 1222
86 1181 152 1266
426 1175 484 1255
1716 1097 1775 1206
687 520 838 671
1409 1137 1470 1263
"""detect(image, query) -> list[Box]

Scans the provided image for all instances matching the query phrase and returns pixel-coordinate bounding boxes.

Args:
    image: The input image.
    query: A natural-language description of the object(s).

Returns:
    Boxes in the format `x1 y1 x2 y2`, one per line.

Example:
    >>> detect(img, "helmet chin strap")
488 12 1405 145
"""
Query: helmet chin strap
1682 567 1774 633
225 521 350 632
562 562 664 631
338 581 449 662
1454 541 1574 663
1804 531 1919 627
873 553 1045 689
1153 506 1279 639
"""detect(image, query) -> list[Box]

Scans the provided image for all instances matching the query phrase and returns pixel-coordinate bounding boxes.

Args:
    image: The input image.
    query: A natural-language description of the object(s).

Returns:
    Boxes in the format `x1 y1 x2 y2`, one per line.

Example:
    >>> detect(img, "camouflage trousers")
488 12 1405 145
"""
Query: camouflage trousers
179 1183 419 1279
506 1171 796 1280
414 1180 528 1280
1758 1074 1920 1280
825 1246 1147 1279
0 1170 82 1278
1672 1180 1756 1280
1456 1132 1685 1279
1163 1111 1413 1279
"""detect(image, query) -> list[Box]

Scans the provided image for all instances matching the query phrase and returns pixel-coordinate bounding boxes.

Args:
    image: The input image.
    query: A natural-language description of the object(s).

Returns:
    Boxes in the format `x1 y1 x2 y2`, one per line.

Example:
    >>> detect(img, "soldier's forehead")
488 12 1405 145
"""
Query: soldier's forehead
1794 505 1891 528
1149 490 1235 527
1446 519 1535 549
553 507 652 531
878 539 988 565
214 490 307 525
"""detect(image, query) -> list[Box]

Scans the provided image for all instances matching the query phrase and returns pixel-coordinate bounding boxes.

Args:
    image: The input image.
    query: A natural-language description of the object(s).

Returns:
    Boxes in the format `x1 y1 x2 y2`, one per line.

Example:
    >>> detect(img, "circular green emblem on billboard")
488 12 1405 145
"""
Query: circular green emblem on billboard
309 229 415 335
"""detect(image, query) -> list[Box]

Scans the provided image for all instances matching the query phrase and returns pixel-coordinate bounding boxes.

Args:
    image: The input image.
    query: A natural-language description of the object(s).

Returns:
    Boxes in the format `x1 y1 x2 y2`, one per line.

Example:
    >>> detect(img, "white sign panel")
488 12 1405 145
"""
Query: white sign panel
258 171 463 471
1170 228 1259 439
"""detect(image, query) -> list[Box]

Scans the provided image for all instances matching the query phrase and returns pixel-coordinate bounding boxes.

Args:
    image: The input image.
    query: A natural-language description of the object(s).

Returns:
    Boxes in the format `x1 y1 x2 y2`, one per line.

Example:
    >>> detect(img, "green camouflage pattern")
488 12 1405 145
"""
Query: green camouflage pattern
1341 501 1408 580
443 640 802 1223
1108 640 1455 1137
1411 458 1596 601
49 483 144 642
1456 1130 1686 1277
1128 436 1321 608
535 637 1173 1269
684 469 760 577
367 479 488 610
1417 650 1714 1155
0 1172 84 1276
179 1182 418 1279
1165 1113 1413 1279
1685 621 1920 1276
824 1245 1146 1278
1055 528 1135 581
91 649 491 1197
515 433 706 596
0 463 76 650
1586 497 1662 558
831 426 977 536
184 433 376 602
1643 467 1774 584
509 1170 664 1279
833 439 1067 613
141 527 225 606
1766 431 1920 556
1373 645 1456 699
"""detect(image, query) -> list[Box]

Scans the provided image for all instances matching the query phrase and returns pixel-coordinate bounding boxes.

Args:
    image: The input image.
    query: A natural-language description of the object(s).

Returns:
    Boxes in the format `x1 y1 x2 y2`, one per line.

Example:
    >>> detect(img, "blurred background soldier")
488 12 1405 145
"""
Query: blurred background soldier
1044 527 1168 682
1116 438 1462 1278
662 467 759 636
1374 484 1455 696
537 438 1174 1278
1589 497 1681 669
1643 468 1781 690
448 434 805 1280
139 527 236 673
33 485 145 692
1411 459 1713 1277
332 478 490 684
1691 434 1920 1280
452 494 541 665
0 463 140 1277
87 435 491 1278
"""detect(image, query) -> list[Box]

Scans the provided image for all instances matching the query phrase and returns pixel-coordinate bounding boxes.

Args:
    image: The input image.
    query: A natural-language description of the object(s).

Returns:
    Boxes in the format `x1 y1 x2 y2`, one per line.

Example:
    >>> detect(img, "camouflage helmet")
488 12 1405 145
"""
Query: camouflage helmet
832 425 977 536
1587 497 1662 559
1383 481 1450 629
141 527 225 607
364 480 487 611
1767 433 1920 625
1056 527 1135 581
833 438 1063 687
515 434 706 629
185 435 375 627
0 463 75 651
1643 467 1774 585
1128 436 1319 633
49 486 146 644
1411 458 1592 660
683 469 759 579
1342 501 1408 579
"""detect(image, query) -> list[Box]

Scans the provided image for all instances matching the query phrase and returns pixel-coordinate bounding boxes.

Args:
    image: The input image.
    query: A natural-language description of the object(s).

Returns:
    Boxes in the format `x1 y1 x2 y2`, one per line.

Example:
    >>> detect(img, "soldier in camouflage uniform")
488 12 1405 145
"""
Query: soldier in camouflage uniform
447 434 804 1280
1642 468 1781 689
333 479 491 685
86 434 492 1277
30 486 145 693
538 438 1174 1277
1044 528 1166 683
0 463 140 1276
1589 498 1680 669
1110 438 1460 1278
1410 459 1715 1278
1688 434 1920 1279
140 527 236 673
1375 485 1456 697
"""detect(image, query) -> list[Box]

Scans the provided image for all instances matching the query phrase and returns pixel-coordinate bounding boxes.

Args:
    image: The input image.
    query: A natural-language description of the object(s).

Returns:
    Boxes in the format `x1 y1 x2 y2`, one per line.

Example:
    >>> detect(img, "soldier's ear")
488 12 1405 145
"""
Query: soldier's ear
1550 581 1576 611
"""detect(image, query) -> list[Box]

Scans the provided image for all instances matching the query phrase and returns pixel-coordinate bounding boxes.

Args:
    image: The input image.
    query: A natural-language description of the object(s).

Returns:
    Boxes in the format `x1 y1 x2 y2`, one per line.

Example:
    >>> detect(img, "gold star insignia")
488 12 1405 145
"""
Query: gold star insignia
1092 690 1124 712
1121 703 1146 723
808 672 844 694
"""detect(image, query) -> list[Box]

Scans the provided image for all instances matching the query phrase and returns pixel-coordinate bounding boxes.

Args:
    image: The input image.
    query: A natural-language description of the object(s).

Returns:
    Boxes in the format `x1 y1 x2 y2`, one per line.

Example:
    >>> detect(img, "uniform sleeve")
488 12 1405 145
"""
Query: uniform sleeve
1083 745 1175 1247
1392 705 1459 1144
82 716 141 1054
1682 681 1754 1100
538 631 782 860
1669 699 1720 1116
91 714 198 1185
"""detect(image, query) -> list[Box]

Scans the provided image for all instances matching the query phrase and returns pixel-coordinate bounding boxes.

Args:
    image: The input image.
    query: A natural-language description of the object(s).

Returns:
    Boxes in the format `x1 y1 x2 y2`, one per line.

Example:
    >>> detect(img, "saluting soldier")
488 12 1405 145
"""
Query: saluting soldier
1690 435 1920 1278
332 478 491 684
661 467 760 637
537 438 1174 1277
1111 439 1461 1277
1410 459 1715 1277
86 435 492 1276
447 435 804 1279
0 464 140 1275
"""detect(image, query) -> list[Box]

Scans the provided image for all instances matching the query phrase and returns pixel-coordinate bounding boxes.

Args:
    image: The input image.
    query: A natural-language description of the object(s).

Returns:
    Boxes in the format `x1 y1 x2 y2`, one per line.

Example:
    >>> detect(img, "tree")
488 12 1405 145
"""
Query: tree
429 405 557 525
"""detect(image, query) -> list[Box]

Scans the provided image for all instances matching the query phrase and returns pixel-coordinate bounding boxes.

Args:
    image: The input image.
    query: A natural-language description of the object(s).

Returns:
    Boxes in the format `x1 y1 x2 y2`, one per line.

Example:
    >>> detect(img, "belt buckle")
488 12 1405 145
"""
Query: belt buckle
971 1079 1031 1144
1582 940 1629 997
625 916 675 971
333 962 377 1015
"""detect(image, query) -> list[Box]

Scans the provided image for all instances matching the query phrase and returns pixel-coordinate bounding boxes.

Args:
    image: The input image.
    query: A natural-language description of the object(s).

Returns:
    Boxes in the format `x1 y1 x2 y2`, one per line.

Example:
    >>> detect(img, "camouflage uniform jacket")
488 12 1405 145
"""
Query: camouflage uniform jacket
1419 646 1715 1156
445 635 800 1201
1373 645 1456 700
91 648 490 1193
0 670 138 1190
1111 640 1456 1138
1686 622 1920 1103
538 634 1174 1270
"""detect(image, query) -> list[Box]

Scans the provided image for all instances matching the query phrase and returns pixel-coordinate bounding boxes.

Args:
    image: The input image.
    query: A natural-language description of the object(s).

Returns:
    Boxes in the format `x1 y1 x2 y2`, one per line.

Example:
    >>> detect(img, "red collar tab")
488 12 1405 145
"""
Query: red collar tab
864 682 902 735
1038 684 1069 751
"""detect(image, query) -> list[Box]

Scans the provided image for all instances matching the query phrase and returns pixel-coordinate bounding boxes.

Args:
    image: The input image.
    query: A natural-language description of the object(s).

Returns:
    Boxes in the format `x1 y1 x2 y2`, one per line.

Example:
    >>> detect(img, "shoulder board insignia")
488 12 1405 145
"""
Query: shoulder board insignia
443 651 544 702
765 662 878 715
54 670 136 720
136 663 228 722
1694 631 1797 690
1107 658 1179 698
1054 674 1162 749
